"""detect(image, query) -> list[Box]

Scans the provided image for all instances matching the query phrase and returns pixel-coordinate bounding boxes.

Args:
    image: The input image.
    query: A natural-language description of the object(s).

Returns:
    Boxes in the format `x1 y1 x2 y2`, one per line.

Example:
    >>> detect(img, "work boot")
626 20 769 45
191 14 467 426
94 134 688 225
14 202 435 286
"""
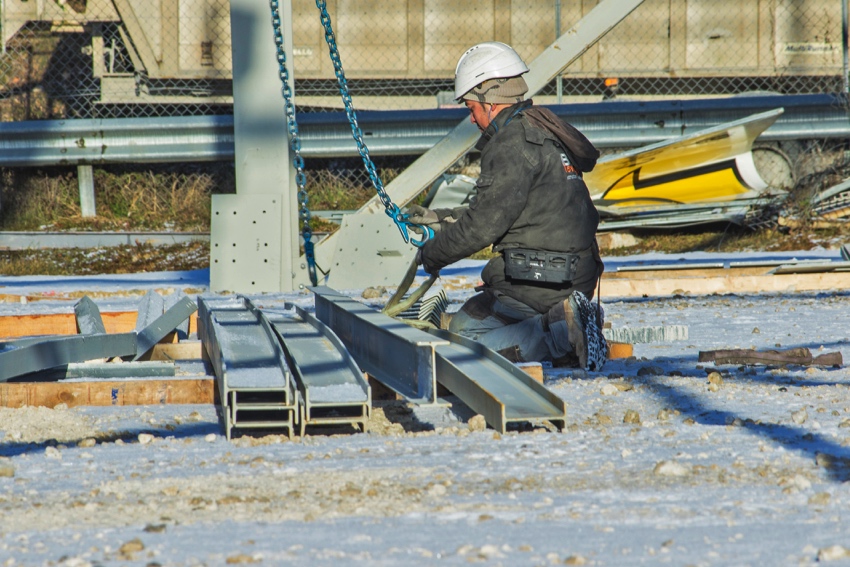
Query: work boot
547 291 608 371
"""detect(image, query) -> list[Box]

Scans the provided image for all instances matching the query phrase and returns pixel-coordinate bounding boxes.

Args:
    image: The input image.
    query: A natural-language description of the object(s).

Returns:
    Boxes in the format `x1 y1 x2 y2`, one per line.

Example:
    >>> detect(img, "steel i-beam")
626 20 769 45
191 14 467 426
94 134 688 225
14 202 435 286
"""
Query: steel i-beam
312 286 448 404
264 303 371 436
198 296 296 439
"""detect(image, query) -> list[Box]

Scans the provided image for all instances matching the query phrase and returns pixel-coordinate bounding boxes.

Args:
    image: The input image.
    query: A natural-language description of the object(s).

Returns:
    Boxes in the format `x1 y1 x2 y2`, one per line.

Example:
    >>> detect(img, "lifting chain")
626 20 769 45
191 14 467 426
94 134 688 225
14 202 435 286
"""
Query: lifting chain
269 0 318 286
314 0 433 247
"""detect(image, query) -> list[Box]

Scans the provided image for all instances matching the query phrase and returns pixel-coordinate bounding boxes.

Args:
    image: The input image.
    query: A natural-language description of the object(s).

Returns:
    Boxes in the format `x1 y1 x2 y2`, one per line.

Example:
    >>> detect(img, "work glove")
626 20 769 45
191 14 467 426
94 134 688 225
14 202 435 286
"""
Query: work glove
405 204 439 226
405 204 460 236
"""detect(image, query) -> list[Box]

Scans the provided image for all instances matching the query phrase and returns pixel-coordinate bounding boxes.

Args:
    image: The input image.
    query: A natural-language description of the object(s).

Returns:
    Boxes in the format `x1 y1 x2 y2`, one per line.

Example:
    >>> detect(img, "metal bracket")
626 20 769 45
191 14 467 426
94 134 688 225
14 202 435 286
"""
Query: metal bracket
210 194 283 293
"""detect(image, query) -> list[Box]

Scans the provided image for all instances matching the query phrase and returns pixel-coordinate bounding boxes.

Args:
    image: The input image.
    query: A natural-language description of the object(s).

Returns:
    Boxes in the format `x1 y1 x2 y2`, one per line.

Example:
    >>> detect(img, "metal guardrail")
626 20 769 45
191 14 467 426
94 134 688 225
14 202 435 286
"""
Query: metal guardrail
0 94 846 167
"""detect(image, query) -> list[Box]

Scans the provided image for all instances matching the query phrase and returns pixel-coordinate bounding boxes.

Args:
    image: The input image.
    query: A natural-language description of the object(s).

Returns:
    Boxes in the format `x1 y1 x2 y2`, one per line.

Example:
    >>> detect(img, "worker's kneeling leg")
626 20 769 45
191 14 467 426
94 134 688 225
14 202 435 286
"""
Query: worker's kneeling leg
449 292 551 362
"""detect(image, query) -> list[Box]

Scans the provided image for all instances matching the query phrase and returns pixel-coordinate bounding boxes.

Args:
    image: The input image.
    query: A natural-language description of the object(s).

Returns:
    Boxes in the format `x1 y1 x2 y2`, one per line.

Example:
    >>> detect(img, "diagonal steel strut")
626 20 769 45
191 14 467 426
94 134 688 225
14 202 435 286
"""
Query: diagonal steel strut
312 0 648 288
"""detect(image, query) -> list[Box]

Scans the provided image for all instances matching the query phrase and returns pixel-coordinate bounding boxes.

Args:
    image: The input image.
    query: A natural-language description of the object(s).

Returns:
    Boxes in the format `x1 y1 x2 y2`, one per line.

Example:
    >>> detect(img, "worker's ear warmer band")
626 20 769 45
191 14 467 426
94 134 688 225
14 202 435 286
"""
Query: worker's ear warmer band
462 76 528 104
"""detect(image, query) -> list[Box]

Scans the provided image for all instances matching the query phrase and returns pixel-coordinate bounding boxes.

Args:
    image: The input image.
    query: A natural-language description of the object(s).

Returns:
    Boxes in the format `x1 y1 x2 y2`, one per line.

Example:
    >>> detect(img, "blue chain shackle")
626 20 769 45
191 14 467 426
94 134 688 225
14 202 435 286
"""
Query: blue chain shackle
269 0 318 286
314 0 433 248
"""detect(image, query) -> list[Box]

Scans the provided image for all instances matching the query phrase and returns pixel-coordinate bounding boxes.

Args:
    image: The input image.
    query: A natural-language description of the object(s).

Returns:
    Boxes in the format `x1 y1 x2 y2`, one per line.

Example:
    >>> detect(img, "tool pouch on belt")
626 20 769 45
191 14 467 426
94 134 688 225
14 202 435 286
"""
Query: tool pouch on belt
503 248 580 284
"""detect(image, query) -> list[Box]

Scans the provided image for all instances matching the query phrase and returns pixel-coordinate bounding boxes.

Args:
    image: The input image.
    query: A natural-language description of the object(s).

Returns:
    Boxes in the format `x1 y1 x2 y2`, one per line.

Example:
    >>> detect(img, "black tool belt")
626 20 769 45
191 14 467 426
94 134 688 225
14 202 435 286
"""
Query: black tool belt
504 248 581 284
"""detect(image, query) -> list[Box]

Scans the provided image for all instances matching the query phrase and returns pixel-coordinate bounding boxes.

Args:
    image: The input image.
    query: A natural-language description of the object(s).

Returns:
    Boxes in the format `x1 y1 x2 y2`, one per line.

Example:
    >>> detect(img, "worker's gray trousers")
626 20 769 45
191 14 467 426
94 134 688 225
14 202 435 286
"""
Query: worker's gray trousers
447 291 573 363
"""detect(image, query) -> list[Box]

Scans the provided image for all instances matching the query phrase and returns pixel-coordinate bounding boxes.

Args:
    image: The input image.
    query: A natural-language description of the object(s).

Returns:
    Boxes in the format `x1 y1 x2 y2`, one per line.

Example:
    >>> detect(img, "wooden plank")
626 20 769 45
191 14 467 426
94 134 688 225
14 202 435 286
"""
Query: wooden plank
28 383 91 408
0 379 214 409
0 312 198 339
601 272 850 298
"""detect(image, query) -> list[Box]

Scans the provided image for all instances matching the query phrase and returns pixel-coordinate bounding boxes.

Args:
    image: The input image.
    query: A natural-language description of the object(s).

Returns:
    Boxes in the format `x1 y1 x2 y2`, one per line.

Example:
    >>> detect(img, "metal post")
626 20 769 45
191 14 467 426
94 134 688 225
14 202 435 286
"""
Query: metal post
843 0 849 94
212 0 301 292
77 165 96 217
1 0 5 56
555 0 562 104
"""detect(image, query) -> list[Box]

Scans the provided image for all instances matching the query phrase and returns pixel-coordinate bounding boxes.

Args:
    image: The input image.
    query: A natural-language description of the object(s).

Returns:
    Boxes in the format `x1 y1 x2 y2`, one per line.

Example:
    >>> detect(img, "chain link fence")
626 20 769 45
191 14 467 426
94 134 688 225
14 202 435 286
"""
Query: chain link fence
1 0 848 221
2 0 846 118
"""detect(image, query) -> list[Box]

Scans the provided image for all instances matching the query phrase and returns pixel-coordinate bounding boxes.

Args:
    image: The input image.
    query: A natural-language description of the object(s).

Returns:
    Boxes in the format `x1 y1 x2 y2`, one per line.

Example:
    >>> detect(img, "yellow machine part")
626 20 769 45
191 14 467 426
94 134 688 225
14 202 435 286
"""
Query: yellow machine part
596 158 753 207
585 108 782 207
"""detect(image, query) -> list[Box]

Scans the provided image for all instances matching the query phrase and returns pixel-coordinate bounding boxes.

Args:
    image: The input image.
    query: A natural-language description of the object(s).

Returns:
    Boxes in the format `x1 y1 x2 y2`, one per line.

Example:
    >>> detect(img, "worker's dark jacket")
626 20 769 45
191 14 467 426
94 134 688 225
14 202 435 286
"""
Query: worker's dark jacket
420 99 603 314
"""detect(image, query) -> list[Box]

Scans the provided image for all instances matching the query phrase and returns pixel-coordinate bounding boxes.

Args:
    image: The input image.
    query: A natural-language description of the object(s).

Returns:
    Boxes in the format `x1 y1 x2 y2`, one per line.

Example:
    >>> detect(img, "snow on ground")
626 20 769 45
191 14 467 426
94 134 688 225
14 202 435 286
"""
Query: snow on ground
1 251 849 566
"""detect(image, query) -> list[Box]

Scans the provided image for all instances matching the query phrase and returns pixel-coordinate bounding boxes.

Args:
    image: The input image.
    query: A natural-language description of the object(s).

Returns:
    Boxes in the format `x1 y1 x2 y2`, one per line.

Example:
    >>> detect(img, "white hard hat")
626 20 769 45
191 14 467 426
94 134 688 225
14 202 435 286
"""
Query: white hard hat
454 42 529 101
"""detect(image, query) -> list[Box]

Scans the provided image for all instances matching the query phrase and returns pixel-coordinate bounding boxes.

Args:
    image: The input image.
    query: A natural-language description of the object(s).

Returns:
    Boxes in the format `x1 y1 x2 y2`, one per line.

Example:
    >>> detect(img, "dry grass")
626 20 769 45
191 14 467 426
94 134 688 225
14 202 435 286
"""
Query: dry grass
2 153 849 276
0 165 234 232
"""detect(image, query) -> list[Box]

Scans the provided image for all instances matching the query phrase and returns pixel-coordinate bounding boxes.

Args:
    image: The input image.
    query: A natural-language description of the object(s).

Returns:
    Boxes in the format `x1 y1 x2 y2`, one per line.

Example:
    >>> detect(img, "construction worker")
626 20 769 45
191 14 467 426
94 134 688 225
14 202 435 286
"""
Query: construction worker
409 42 607 370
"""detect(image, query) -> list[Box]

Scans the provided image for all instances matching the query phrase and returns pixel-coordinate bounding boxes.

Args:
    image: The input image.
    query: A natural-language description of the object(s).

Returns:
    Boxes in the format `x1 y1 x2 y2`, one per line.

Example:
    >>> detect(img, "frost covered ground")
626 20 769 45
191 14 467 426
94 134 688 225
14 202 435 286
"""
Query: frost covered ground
0 250 849 566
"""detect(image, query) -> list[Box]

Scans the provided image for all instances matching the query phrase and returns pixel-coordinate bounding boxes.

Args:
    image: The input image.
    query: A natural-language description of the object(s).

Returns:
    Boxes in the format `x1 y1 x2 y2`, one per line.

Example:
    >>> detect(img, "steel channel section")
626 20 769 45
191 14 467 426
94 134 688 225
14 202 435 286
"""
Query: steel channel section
74 296 107 335
425 329 566 434
197 296 296 439
312 286 566 433
264 304 370 436
0 333 137 382
135 291 167 332
133 295 198 361
312 286 447 404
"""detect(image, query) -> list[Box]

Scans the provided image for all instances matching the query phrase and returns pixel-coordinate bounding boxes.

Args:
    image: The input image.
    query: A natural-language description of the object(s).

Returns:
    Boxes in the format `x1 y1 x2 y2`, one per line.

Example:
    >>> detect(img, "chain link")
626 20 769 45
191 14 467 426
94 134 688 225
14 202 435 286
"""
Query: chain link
314 0 431 247
269 0 318 286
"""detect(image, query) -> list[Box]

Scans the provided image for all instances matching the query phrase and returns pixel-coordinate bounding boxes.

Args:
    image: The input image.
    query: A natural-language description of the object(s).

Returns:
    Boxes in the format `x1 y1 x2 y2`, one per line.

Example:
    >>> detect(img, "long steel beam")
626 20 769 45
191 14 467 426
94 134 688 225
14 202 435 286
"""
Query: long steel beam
133 295 198 361
312 286 447 404
313 287 567 433
0 333 137 382
197 296 296 439
264 304 371 435
427 329 566 434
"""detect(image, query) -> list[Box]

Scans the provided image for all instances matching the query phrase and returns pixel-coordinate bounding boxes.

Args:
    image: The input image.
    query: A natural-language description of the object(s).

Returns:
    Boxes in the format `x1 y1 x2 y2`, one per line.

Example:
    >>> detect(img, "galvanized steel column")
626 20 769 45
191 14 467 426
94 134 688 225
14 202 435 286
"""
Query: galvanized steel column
212 0 302 292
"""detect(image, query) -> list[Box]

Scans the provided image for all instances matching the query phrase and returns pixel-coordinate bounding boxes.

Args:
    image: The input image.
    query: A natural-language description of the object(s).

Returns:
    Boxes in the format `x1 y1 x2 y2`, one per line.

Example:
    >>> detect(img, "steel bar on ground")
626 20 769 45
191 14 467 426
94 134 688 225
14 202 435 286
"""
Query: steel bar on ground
133 296 198 361
0 333 137 382
197 296 296 440
312 286 447 404
20 361 176 381
264 304 370 436
425 329 567 434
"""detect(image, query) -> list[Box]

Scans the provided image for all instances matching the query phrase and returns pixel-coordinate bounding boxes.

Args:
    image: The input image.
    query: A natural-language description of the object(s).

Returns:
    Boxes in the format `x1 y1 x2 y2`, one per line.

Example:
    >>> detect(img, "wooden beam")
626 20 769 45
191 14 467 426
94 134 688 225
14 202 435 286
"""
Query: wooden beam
600 272 850 298
0 312 199 339
0 379 214 409
608 342 634 359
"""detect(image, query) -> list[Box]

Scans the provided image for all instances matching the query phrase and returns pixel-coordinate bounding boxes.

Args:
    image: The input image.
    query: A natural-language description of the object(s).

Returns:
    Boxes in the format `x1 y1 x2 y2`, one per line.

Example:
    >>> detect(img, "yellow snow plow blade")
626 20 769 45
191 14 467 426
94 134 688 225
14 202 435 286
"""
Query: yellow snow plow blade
585 108 782 207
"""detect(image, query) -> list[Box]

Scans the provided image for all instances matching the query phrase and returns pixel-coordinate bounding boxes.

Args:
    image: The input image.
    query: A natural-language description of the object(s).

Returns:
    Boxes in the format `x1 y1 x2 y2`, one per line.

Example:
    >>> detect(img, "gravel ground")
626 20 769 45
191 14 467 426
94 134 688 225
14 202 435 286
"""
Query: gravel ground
1 256 849 566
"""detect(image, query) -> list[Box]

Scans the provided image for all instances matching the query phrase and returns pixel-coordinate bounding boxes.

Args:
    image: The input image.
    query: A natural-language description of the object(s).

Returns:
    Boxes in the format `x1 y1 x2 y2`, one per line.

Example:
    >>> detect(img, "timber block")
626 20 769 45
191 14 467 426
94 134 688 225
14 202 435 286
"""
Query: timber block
516 362 544 384
0 379 214 409
608 342 634 359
